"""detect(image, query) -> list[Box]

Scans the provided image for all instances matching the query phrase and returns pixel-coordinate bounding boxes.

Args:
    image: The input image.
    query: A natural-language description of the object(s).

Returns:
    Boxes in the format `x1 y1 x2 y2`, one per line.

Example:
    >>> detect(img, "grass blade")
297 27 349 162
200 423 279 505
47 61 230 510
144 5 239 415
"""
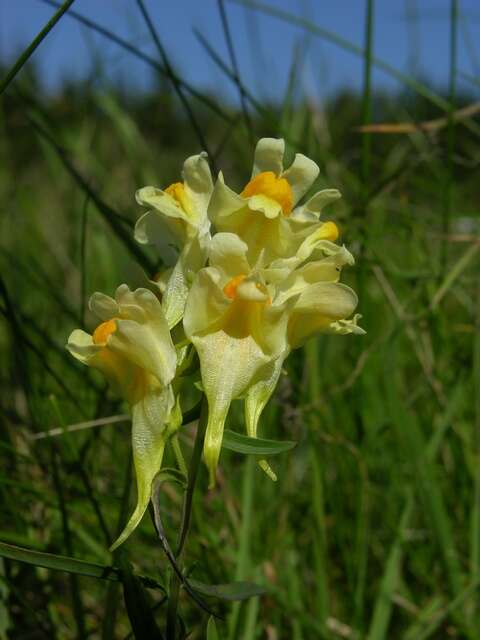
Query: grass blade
0 0 76 95
231 0 450 111
135 0 217 165
366 495 414 640
40 0 233 124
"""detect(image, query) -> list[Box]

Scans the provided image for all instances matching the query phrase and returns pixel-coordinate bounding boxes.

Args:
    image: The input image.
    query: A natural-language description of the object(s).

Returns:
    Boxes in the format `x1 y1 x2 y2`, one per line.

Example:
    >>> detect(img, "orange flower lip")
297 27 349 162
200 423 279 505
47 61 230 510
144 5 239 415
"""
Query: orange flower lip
92 318 117 345
241 171 293 216
319 221 339 242
164 181 193 215
223 274 247 300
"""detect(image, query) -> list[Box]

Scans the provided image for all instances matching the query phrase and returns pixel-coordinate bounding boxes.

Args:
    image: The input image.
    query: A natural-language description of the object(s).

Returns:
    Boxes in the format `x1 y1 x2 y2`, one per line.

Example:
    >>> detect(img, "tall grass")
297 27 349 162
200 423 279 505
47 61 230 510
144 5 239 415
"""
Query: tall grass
1 1 479 638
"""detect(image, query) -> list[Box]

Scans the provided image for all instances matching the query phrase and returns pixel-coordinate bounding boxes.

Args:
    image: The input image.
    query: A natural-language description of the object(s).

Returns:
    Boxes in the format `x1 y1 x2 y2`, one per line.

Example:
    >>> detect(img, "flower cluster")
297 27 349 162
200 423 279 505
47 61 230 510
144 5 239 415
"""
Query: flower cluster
67 138 364 549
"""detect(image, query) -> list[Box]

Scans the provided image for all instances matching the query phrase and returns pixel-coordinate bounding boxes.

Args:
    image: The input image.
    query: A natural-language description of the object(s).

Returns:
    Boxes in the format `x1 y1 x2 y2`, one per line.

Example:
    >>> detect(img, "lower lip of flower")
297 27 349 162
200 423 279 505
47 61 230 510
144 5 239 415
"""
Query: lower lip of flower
241 171 293 216
93 318 117 345
223 274 247 299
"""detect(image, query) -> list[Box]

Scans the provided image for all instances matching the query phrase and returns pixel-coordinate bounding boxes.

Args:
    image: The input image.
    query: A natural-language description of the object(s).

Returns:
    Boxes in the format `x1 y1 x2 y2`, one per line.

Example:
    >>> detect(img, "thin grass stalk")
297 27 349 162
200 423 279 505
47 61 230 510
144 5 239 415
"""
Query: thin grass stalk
441 0 458 274
361 0 374 196
103 452 133 640
0 0 76 95
49 444 86 638
310 443 329 637
80 196 90 330
228 455 255 639
135 0 217 169
353 3 374 629
25 113 155 274
217 0 254 143
231 0 450 111
366 494 414 640
166 400 208 639
470 282 480 629
385 345 463 598
367 382 465 639
40 0 233 124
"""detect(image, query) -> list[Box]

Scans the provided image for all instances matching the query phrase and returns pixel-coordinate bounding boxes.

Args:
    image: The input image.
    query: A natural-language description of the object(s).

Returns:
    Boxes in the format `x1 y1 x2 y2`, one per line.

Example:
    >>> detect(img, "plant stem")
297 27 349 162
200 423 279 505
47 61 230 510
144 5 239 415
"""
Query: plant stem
175 400 209 558
171 434 188 477
166 399 208 639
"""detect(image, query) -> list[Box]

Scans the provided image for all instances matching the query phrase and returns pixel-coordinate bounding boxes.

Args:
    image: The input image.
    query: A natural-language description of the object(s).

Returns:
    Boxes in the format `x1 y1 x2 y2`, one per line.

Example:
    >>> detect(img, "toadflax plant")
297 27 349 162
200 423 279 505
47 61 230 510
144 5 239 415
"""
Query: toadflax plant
67 137 364 624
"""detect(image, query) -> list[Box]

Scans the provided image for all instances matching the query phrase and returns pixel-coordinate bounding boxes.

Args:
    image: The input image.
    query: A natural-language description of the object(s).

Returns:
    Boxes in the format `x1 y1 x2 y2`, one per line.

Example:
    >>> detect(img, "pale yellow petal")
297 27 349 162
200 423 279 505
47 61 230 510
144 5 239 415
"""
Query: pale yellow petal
182 152 213 229
245 356 286 481
207 173 246 225
247 194 283 219
252 137 285 177
192 331 270 487
282 153 320 205
288 282 358 347
326 313 366 335
110 385 175 550
183 268 230 338
162 234 209 329
134 210 183 265
135 186 190 223
89 292 119 321
105 287 177 386
66 329 101 364
208 232 250 278
291 188 341 223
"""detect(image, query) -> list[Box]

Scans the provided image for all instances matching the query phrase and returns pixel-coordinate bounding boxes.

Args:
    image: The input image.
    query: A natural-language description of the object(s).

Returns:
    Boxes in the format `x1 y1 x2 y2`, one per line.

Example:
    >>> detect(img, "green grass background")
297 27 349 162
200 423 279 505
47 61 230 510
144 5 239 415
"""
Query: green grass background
1 1 479 638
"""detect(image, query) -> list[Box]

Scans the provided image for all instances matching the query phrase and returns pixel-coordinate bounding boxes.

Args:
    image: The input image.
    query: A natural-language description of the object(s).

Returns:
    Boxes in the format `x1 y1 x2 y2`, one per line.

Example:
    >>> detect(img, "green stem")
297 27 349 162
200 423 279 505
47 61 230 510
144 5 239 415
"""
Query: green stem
175 400 209 558
166 399 208 639
0 0 76 96
171 434 188 477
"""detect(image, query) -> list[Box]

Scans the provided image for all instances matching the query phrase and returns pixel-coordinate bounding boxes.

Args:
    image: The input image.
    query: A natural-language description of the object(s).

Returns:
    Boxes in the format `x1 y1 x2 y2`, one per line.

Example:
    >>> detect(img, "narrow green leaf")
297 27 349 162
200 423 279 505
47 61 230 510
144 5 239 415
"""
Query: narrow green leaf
222 430 296 456
384 348 463 598
0 559 10 639
231 0 450 112
207 616 219 640
413 579 480 640
431 242 479 309
0 540 119 581
0 541 164 591
366 495 414 640
190 578 266 601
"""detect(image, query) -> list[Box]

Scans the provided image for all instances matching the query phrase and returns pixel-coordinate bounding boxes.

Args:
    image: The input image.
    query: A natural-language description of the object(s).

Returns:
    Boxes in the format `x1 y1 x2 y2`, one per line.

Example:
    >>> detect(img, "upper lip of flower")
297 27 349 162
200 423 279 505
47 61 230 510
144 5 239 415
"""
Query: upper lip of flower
134 151 214 249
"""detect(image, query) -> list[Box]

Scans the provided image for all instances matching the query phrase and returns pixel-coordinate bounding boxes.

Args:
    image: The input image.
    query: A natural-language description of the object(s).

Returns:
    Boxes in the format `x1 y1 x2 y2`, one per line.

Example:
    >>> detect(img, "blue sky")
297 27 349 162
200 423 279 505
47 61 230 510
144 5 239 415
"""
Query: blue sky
1 0 480 103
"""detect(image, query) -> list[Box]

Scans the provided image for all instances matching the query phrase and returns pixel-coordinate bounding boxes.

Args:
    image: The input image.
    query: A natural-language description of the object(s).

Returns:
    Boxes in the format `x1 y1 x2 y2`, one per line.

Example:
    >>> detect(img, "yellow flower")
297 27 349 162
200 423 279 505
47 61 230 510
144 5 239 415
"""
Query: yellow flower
207 137 341 266
135 152 213 245
184 231 361 486
135 153 214 329
67 285 179 549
